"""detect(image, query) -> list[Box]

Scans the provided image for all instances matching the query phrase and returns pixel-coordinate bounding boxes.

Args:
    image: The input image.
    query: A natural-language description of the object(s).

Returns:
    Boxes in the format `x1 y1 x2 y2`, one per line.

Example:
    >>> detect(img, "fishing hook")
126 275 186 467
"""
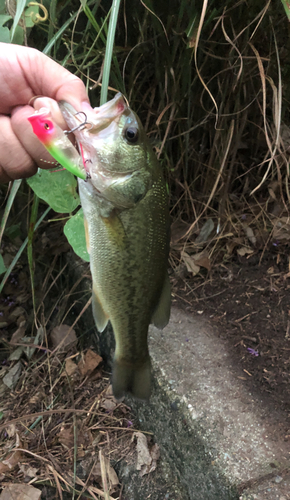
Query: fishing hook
64 112 93 135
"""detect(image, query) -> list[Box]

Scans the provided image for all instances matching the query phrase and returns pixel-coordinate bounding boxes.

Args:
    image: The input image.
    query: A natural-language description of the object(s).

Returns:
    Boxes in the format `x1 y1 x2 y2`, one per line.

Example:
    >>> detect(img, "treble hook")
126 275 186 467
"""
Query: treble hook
64 111 93 135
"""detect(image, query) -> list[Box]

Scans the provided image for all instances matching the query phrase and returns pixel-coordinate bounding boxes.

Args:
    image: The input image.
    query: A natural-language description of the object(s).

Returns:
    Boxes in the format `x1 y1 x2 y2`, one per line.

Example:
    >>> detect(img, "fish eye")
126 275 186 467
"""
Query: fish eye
44 123 50 130
124 126 139 144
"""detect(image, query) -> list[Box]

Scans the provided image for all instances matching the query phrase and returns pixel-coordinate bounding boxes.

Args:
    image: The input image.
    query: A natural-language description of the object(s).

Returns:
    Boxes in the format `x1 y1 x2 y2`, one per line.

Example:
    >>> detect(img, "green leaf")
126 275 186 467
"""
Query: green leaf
0 254 7 276
0 14 11 43
0 25 10 42
5 224 21 241
27 169 80 213
0 0 7 15
0 14 11 24
24 3 40 28
11 24 24 45
64 208 90 262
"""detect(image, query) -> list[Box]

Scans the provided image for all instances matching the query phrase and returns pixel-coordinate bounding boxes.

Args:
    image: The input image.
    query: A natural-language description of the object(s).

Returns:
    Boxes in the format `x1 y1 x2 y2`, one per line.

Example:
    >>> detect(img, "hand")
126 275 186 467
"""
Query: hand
0 43 93 182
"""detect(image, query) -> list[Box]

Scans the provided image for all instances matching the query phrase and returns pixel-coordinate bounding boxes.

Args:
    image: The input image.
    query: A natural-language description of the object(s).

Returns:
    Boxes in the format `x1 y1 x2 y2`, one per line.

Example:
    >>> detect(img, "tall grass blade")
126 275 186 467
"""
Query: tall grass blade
0 207 50 294
27 194 40 313
280 0 290 20
43 12 79 56
100 0 122 105
10 0 26 41
0 179 22 245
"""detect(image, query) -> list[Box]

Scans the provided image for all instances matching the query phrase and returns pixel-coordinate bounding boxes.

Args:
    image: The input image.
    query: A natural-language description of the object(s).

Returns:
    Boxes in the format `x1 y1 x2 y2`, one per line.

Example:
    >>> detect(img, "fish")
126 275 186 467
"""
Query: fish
29 93 171 400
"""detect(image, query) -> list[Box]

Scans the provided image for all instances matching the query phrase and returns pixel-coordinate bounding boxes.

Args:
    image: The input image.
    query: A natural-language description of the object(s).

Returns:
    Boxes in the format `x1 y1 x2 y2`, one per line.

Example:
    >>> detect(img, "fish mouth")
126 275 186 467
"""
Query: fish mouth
59 93 128 135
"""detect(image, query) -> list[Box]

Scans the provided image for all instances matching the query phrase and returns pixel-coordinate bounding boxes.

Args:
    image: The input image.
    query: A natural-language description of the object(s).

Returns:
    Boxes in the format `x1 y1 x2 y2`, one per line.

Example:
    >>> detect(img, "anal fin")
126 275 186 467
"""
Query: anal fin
151 272 171 329
92 288 109 332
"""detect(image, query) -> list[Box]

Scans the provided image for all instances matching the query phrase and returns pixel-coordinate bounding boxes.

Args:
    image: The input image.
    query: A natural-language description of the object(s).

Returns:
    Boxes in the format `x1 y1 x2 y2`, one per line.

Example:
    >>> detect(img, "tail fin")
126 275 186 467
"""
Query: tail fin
112 357 151 401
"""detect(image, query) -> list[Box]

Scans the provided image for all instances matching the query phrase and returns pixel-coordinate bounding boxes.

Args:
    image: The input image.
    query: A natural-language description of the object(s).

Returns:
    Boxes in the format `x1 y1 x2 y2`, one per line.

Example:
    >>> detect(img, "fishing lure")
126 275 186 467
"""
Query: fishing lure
28 108 89 180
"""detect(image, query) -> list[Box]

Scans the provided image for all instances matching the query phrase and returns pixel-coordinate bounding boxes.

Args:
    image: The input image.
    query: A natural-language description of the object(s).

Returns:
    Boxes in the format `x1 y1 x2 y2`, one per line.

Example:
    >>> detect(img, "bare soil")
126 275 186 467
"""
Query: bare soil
173 249 290 419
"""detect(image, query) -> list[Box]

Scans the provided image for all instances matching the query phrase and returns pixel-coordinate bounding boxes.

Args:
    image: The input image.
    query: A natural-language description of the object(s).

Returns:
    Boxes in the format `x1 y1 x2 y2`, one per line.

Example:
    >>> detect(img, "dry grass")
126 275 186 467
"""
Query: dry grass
0 351 135 498
0 221 139 499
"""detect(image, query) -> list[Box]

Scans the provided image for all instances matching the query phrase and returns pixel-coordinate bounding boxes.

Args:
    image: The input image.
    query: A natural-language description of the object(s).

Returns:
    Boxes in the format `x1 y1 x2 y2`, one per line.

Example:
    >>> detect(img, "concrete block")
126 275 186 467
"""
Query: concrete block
128 307 290 499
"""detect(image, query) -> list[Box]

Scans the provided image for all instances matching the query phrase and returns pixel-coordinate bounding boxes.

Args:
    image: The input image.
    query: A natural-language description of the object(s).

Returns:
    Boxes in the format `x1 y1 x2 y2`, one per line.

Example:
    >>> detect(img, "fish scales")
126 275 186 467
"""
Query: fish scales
79 174 169 374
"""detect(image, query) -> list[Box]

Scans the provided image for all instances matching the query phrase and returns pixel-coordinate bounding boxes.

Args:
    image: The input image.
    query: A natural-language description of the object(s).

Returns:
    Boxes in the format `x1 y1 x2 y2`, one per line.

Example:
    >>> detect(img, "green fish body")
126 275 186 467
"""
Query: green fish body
60 94 171 400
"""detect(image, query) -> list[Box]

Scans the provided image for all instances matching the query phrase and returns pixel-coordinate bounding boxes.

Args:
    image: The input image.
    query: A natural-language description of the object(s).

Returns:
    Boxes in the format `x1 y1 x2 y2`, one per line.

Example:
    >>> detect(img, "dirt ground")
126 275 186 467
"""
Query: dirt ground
172 248 290 418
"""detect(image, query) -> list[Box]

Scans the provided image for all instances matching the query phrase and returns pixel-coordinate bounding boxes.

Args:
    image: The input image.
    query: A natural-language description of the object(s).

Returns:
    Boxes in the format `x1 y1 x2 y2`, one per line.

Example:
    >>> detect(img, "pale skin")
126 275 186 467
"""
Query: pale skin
0 43 94 183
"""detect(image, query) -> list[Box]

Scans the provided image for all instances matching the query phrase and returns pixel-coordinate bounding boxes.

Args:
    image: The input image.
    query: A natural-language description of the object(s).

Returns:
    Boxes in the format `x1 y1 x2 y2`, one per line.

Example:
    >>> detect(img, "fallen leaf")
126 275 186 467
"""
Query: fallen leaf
19 463 38 479
170 219 191 244
148 443 160 474
243 224 256 245
195 219 214 244
50 324 77 351
89 460 102 482
8 347 24 361
10 321 26 344
24 327 45 360
58 426 74 450
106 385 114 396
181 251 200 275
280 122 290 150
106 460 119 491
174 263 188 279
134 432 151 470
62 358 79 377
192 251 211 271
101 398 117 411
78 349 102 377
0 484 41 500
8 307 25 322
272 216 290 242
0 448 23 474
29 390 45 405
58 425 93 452
3 361 22 389
236 247 254 257
6 424 17 438
90 368 102 381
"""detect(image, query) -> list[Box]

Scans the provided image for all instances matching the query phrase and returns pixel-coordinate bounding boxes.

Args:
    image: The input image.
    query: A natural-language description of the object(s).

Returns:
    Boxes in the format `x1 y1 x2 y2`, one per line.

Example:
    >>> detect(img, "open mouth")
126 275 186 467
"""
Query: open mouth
59 93 127 136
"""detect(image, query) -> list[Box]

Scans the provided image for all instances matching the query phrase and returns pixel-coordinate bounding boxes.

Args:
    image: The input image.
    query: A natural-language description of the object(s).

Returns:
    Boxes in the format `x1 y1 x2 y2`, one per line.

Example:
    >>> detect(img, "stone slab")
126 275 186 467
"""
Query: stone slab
129 307 290 499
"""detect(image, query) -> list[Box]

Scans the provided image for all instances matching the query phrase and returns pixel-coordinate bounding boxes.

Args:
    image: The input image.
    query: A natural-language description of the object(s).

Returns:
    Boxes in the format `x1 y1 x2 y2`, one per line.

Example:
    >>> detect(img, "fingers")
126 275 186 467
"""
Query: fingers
0 114 37 181
14 44 92 111
32 97 68 129
0 43 93 114
11 105 61 168
0 96 81 183
0 101 65 183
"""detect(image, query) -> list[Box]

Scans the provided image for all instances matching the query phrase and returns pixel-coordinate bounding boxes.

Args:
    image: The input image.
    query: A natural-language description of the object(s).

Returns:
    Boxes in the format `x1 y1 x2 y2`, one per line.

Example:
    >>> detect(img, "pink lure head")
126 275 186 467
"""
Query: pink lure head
28 114 56 146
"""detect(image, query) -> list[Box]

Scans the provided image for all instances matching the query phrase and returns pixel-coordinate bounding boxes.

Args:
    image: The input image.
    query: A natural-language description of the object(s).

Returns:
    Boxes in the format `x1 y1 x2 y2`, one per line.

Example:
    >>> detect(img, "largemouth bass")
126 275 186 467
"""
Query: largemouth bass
32 93 171 400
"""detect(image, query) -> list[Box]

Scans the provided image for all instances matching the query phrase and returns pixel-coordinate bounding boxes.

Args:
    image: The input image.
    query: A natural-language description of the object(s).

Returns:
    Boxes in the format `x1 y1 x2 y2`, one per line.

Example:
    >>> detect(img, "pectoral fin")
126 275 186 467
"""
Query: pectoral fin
92 288 109 332
151 272 171 329
102 211 127 249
